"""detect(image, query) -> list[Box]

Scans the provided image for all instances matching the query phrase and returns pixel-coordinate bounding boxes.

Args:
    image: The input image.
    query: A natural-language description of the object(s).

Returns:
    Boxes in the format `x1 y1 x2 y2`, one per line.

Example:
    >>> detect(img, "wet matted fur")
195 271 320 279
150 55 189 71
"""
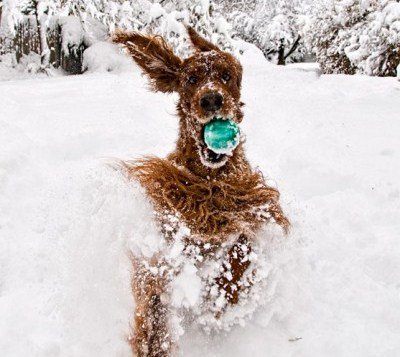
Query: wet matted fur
113 26 289 357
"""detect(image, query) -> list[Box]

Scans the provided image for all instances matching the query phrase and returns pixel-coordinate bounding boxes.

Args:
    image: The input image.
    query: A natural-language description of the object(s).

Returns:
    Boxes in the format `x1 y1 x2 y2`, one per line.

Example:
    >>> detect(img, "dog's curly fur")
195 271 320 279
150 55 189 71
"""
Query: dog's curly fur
124 157 288 237
113 27 289 357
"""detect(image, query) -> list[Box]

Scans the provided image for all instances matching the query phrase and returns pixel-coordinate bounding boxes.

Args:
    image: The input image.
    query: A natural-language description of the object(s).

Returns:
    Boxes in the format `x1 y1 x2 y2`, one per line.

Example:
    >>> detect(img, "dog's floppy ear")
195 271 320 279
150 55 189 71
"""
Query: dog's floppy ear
112 30 182 93
187 26 220 52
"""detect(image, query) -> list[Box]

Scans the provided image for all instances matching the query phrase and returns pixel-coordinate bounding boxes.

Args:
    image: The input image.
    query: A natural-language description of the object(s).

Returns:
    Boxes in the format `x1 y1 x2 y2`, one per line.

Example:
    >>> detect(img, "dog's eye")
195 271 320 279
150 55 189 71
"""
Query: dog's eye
188 76 198 85
221 72 231 82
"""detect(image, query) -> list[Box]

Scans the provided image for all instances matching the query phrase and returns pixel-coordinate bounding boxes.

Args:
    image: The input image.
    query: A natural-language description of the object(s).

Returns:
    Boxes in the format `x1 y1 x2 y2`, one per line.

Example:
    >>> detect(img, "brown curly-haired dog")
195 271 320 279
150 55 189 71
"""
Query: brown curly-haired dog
113 27 289 357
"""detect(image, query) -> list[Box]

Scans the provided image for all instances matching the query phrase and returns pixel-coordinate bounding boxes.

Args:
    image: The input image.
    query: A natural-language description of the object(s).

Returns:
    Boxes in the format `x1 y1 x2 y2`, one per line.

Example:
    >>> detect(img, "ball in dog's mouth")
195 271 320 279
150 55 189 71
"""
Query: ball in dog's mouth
204 118 240 154
199 118 240 167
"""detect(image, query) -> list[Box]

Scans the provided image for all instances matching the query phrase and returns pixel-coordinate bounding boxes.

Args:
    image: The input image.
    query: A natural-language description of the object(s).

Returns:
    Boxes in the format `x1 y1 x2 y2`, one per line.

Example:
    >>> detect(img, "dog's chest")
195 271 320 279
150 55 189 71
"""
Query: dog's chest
129 157 286 237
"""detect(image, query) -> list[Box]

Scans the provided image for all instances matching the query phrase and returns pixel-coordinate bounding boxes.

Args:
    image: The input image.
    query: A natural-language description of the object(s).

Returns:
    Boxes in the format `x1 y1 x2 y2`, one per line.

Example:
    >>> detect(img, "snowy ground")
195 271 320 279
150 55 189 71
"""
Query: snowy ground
1 56 400 357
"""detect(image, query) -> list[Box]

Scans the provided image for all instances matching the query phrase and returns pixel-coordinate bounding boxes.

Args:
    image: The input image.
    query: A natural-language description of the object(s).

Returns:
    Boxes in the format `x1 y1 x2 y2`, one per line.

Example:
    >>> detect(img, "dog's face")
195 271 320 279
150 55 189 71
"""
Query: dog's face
179 49 243 167
179 46 243 124
113 27 243 169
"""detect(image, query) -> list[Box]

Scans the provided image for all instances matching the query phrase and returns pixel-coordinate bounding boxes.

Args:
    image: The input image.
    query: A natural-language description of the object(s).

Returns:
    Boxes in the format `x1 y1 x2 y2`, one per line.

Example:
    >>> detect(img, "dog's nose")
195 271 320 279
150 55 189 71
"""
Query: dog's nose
200 92 223 112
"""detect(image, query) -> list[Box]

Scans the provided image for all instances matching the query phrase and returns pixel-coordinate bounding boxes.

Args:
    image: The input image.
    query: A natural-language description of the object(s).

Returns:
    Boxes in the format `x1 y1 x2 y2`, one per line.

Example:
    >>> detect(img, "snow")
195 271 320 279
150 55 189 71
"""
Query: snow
0 53 64 80
82 41 134 73
231 39 269 66
57 16 85 53
149 3 166 21
214 17 232 36
382 2 400 26
171 263 202 308
1 53 400 357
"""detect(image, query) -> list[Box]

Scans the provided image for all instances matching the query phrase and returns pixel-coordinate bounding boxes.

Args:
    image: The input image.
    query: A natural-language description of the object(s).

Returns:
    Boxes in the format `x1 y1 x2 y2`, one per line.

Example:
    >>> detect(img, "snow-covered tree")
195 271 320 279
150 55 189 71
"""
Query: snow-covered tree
307 0 360 74
87 0 150 32
259 0 304 64
18 0 59 70
1 0 23 54
355 0 400 76
310 0 400 76
140 1 189 56
101 0 235 58
0 0 234 73
221 0 311 64
183 0 233 52
147 0 234 57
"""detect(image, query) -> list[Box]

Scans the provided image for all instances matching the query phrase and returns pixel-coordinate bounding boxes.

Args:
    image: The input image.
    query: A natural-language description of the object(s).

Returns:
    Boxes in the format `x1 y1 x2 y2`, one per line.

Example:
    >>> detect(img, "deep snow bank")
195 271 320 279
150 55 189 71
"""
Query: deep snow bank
1 59 400 357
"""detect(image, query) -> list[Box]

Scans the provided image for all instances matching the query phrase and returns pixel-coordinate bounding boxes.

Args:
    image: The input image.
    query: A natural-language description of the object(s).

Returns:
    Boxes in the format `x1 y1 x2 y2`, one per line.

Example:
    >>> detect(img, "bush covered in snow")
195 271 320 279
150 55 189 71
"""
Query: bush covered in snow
82 41 133 73
310 0 400 76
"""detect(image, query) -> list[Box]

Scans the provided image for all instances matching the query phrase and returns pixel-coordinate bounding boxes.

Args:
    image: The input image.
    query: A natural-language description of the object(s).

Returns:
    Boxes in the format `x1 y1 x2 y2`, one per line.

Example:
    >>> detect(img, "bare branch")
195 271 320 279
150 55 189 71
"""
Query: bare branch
284 35 301 61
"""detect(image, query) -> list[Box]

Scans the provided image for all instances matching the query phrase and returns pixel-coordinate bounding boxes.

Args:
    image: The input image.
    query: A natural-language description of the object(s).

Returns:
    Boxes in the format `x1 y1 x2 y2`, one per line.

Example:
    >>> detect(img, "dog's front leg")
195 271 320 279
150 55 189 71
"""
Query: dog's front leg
216 234 252 306
130 257 172 357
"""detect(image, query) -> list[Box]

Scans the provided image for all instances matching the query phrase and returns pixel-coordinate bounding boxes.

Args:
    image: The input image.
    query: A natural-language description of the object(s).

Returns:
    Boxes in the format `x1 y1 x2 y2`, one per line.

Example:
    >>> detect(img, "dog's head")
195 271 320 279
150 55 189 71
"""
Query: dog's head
113 27 244 169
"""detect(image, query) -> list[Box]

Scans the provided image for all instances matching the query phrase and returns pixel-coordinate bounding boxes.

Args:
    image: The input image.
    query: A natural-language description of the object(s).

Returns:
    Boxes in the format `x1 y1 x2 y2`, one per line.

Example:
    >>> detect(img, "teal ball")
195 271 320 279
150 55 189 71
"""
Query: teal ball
203 118 240 154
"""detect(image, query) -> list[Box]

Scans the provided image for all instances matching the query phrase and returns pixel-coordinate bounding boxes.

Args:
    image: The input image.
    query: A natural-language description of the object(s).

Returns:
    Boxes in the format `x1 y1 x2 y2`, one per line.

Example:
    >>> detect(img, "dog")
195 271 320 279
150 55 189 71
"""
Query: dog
113 27 289 357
